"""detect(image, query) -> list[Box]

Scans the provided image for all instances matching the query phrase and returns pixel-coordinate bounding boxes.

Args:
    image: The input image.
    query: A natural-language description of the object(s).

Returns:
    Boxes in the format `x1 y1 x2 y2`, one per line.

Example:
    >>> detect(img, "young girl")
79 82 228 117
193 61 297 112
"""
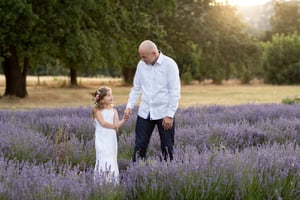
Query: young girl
92 86 128 184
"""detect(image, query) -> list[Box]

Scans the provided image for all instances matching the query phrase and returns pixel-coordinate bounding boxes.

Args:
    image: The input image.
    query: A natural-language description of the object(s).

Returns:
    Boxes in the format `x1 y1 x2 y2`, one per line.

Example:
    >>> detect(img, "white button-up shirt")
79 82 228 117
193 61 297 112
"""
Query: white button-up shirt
126 52 181 120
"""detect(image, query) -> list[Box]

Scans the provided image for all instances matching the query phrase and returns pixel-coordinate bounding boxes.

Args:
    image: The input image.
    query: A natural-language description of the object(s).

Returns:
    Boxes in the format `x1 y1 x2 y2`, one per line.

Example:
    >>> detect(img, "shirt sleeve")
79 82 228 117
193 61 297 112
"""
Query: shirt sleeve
167 61 181 117
126 64 142 109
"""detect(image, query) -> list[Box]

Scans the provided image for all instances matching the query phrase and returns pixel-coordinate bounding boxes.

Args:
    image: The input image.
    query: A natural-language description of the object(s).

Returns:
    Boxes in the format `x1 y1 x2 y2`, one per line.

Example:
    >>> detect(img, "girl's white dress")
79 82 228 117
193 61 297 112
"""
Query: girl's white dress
94 109 119 183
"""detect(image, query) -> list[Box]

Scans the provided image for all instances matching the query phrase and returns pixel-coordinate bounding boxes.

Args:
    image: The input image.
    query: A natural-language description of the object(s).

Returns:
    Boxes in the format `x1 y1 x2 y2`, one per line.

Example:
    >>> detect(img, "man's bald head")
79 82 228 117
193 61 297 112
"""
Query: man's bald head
138 40 158 53
138 40 159 65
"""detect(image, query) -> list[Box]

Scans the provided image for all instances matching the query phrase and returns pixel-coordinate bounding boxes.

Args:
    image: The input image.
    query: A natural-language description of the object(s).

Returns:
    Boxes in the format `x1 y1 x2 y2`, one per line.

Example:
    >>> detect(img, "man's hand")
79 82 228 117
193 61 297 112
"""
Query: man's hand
124 108 132 118
162 117 173 130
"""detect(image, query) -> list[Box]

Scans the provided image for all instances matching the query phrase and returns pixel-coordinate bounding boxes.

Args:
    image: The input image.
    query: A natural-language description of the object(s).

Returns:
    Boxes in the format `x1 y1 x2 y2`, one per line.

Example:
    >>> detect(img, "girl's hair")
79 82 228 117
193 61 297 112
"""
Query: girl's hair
93 86 111 108
92 86 112 118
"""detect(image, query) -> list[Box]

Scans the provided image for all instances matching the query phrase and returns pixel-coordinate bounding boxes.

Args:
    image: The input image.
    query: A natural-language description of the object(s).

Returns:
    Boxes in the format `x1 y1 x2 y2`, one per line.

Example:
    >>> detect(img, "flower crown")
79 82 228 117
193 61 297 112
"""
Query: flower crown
94 91 101 105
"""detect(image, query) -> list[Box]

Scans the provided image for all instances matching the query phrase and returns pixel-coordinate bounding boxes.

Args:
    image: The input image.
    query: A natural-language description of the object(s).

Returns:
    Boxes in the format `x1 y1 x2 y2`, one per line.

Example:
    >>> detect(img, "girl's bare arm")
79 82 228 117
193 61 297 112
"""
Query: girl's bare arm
113 109 128 131
94 109 117 129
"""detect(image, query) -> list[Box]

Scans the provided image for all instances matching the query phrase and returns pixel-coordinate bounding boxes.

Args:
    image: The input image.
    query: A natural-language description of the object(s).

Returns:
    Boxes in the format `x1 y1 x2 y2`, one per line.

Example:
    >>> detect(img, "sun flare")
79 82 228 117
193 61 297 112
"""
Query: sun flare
217 0 271 7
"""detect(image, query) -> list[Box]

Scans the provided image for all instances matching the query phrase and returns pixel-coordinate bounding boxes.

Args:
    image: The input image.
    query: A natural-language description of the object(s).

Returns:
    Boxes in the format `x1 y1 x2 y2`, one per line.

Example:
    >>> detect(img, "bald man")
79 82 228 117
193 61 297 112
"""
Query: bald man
125 40 181 162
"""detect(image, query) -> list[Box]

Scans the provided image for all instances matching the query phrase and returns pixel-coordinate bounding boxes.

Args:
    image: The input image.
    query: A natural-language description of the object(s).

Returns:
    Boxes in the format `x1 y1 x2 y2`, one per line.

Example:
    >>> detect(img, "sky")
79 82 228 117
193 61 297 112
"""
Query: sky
217 0 271 7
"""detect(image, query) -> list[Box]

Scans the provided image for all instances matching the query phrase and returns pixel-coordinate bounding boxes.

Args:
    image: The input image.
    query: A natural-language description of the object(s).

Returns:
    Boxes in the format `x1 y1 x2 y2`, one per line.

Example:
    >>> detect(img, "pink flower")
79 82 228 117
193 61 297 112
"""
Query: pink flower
94 95 100 104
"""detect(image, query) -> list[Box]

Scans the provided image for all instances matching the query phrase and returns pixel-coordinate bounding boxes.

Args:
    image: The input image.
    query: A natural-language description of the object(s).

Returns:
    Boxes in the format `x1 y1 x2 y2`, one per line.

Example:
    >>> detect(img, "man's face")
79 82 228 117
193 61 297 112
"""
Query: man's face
139 50 156 65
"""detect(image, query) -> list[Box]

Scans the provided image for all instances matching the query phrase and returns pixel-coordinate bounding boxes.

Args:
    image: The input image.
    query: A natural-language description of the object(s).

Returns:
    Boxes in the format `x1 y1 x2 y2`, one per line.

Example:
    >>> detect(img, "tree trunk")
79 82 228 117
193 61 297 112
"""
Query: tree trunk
2 46 28 98
122 66 135 84
70 68 77 86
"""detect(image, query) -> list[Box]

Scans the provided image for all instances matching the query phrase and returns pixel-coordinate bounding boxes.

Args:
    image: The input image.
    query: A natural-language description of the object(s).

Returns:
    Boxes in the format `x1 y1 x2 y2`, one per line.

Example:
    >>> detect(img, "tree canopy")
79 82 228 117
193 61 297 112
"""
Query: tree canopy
1 0 299 98
270 1 300 35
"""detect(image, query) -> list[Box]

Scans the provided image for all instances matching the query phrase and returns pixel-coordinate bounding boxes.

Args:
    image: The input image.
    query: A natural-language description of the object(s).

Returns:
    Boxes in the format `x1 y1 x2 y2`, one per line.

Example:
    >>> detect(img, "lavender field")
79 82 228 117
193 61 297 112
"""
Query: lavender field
1 104 300 199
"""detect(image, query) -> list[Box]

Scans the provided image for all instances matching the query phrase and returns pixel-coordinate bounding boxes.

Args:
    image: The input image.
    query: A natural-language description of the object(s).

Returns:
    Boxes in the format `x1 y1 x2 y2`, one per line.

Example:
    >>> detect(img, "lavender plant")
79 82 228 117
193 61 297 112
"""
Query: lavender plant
0 104 299 199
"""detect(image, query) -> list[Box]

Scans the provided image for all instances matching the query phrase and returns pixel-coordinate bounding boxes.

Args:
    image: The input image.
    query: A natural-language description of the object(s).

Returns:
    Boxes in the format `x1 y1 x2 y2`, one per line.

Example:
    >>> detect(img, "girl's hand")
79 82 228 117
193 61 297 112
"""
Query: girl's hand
124 108 132 117
123 113 130 121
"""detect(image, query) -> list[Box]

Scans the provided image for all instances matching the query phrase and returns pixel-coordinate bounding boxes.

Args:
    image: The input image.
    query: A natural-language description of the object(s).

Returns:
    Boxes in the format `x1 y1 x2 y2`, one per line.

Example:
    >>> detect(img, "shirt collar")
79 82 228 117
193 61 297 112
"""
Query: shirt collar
154 51 163 65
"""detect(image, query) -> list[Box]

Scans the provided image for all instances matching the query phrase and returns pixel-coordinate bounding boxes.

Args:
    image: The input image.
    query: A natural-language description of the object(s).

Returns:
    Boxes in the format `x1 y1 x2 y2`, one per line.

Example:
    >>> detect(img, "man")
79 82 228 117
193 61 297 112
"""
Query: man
125 40 181 162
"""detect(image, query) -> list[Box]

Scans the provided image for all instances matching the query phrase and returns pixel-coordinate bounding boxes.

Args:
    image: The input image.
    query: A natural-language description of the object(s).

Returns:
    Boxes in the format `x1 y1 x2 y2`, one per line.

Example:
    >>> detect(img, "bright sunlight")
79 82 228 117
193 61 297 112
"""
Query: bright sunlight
217 0 271 7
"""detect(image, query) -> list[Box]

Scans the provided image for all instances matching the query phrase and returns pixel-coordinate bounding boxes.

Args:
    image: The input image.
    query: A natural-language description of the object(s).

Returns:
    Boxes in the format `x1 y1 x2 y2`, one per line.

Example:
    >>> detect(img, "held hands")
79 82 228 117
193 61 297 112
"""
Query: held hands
120 108 131 125
114 109 131 132
115 109 132 132
162 116 173 130
124 112 130 121
124 108 132 121
124 108 132 116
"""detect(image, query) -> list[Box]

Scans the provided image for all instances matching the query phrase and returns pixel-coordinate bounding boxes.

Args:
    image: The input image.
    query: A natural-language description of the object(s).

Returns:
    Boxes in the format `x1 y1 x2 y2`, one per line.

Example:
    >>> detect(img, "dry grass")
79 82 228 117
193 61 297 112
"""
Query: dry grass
0 75 299 110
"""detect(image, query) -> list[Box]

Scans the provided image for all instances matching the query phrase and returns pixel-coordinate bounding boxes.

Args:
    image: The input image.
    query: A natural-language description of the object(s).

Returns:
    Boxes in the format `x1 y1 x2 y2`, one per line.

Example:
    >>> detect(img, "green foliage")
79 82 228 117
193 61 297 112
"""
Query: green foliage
48 0 113 80
108 0 176 83
240 66 251 84
270 1 300 36
263 33 300 84
162 1 262 84
282 96 300 105
181 71 193 85
3 0 300 88
0 0 120 88
0 0 59 61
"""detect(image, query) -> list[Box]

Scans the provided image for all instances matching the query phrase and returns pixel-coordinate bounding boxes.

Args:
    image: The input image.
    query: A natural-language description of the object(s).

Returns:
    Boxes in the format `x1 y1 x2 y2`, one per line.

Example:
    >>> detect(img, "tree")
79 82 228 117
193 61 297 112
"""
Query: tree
0 0 115 95
162 0 261 83
106 0 177 84
263 33 300 84
0 0 56 97
270 1 300 35
51 0 109 86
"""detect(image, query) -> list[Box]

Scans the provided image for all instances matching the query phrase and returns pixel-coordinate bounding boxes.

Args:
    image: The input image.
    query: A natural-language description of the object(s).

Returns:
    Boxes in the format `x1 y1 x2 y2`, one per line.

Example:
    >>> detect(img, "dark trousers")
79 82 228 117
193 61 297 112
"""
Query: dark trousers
132 115 175 162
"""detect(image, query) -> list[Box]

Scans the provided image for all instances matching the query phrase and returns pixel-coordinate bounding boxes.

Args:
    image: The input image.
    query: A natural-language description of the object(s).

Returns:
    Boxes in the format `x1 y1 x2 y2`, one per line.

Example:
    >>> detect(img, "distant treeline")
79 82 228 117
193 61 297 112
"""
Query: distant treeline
1 1 300 97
